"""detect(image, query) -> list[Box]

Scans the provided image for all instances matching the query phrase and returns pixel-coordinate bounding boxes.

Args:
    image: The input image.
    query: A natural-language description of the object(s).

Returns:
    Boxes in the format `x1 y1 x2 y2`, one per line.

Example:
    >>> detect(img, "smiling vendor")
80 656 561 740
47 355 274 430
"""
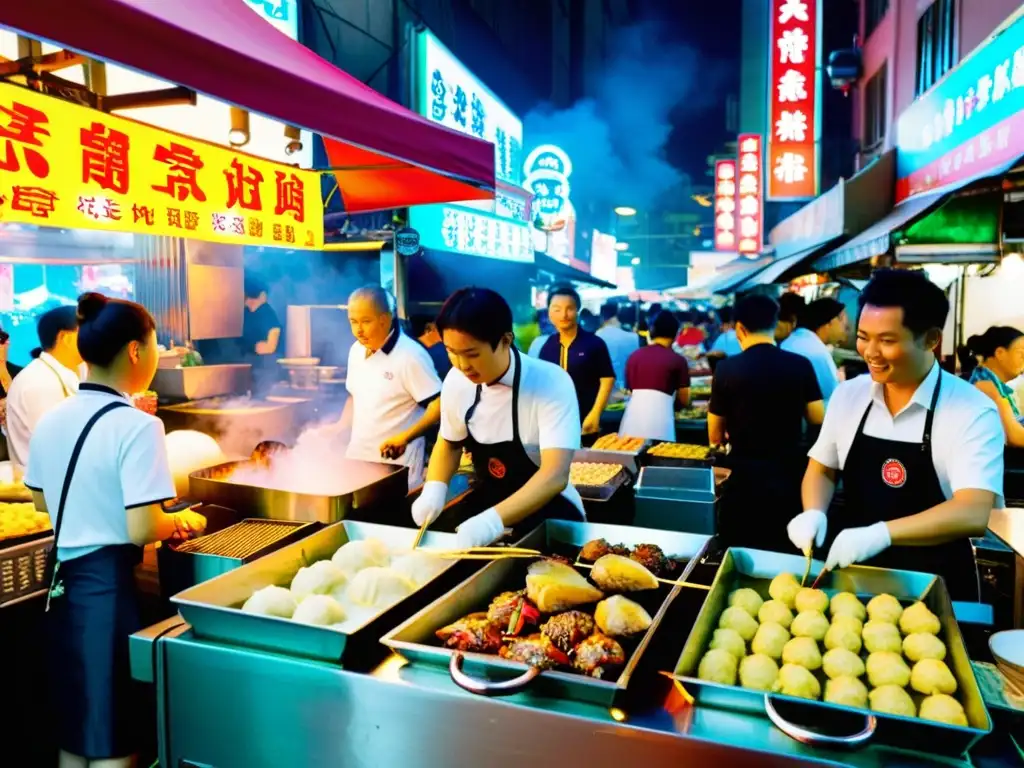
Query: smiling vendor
411 288 584 548
789 270 1004 601
341 286 442 488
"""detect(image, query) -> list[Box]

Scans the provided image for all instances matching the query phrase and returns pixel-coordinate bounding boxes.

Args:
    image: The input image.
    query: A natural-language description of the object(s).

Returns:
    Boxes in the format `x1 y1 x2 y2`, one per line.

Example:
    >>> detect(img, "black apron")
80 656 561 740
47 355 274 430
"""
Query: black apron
45 399 147 759
831 370 979 602
436 347 583 537
717 452 806 554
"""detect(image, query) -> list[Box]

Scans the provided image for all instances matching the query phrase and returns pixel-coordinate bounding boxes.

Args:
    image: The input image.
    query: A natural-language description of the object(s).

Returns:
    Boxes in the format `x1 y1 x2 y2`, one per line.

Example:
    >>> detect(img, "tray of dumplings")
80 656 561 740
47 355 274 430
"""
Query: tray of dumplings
568 461 632 501
170 520 463 663
671 548 992 757
382 521 711 707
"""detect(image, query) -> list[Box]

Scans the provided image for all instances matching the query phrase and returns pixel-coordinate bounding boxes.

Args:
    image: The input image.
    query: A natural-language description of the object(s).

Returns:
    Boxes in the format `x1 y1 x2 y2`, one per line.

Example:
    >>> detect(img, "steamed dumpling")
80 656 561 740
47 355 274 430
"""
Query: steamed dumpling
781 636 822 671
739 653 779 691
698 648 738 685
718 606 759 641
791 610 829 641
346 567 415 609
822 648 865 680
292 594 346 625
829 592 866 622
769 573 801 608
728 587 764 618
899 601 941 636
866 651 911 688
919 694 968 726
910 659 957 696
751 622 790 659
825 676 868 708
242 585 297 618
863 620 903 654
869 685 916 717
331 538 391 577
389 550 446 587
591 554 659 592
794 588 829 614
903 632 947 663
758 599 794 629
773 664 821 700
290 560 347 601
867 593 904 624
594 595 653 637
709 627 746 659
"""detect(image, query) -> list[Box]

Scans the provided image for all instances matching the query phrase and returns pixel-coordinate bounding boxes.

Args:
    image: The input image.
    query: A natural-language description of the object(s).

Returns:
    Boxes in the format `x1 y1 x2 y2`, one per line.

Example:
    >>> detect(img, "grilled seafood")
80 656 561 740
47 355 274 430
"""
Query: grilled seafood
541 610 596 654
573 633 626 679
630 543 673 577
436 613 504 654
499 634 569 670
579 538 630 561
487 591 528 625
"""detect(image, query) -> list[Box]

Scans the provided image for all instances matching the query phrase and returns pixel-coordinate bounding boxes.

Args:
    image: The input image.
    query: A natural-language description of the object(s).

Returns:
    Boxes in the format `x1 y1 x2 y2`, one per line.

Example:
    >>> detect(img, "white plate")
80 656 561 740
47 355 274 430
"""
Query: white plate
989 629 1024 671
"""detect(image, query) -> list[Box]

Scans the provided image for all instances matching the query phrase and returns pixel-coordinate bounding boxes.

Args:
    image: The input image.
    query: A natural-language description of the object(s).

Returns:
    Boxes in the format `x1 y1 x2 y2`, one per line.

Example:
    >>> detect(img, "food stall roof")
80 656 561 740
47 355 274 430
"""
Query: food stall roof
732 236 841 291
0 0 495 213
535 252 616 289
673 256 773 299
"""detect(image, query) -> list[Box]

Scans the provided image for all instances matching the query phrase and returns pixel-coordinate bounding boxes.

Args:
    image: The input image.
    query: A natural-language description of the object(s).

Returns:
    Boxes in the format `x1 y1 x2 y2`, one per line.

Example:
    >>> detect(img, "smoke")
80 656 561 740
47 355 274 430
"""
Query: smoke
524 22 724 218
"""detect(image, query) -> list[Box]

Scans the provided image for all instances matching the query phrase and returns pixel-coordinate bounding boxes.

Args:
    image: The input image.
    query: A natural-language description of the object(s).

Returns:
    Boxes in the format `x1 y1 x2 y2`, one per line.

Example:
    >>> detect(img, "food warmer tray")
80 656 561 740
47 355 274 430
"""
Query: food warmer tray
171 520 460 664
188 458 409 524
672 548 992 757
383 520 711 708
570 448 638 501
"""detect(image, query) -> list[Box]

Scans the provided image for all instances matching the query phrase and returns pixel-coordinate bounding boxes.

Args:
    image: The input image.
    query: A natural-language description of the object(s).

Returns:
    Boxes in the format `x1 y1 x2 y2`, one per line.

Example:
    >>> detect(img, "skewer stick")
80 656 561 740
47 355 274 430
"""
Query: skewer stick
413 515 430 549
811 567 830 590
431 553 541 561
574 560 712 591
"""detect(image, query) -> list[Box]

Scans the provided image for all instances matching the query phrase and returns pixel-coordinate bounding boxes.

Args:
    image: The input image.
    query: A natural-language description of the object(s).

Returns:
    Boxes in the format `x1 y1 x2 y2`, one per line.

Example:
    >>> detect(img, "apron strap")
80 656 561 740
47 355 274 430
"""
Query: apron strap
463 347 523 443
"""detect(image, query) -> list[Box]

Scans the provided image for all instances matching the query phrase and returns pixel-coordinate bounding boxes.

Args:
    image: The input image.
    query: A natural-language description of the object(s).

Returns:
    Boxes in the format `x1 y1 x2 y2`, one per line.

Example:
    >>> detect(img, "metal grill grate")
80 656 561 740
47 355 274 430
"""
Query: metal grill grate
173 519 308 560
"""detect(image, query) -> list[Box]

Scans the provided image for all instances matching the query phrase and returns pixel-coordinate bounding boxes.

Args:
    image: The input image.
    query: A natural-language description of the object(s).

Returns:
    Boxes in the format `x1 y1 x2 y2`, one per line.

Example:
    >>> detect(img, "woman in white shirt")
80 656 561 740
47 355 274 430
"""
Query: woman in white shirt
5 305 83 473
25 293 206 768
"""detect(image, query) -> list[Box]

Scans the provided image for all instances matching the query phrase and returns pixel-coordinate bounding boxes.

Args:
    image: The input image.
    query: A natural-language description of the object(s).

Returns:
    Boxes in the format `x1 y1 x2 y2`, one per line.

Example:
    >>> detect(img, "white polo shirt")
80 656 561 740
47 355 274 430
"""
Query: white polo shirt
440 352 585 513
781 328 840 406
24 383 176 562
345 330 442 487
809 364 1005 506
596 324 640 391
5 352 80 472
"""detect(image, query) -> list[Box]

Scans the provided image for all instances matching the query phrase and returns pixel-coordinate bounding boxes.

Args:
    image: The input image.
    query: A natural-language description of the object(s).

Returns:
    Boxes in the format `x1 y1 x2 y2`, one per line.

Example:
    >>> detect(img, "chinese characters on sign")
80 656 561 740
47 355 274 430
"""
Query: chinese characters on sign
0 83 323 247
410 205 532 263
713 159 737 251
767 0 819 200
736 135 763 255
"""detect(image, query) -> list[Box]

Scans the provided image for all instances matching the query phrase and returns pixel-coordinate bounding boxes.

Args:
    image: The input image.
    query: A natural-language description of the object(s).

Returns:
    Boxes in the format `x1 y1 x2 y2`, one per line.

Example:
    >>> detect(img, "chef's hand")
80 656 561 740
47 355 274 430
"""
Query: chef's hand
824 522 891 571
455 508 505 549
379 433 409 461
787 509 828 553
172 510 207 540
411 480 448 527
582 412 601 435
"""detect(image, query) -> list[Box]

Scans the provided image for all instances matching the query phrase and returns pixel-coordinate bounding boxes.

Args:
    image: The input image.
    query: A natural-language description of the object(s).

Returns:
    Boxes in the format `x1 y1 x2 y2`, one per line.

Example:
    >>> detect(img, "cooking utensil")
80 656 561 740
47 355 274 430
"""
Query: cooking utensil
810 566 830 590
800 548 813 587
573 560 712 590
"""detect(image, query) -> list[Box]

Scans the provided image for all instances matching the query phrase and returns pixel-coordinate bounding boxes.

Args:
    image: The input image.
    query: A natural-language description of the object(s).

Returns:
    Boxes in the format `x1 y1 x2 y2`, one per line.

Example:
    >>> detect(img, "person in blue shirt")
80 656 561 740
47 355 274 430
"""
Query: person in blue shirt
409 313 453 380
707 306 742 359
963 325 1024 447
781 297 847 407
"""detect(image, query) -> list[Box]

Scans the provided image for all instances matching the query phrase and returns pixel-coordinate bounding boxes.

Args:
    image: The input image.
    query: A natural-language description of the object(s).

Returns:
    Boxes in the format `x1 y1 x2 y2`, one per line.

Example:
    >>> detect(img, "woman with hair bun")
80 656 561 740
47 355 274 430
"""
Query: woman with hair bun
964 325 1024 447
24 293 206 768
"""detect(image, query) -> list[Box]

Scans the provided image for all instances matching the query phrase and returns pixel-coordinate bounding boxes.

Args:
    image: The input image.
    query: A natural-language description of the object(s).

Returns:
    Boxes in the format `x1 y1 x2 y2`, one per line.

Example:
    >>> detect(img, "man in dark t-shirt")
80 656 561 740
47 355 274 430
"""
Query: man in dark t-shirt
242 276 282 392
409 313 452 380
709 295 824 552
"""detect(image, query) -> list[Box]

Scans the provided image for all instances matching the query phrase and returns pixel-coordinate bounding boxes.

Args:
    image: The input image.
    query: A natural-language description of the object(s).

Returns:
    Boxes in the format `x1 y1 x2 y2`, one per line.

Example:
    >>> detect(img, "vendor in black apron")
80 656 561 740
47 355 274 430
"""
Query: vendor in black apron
410 287 585 548
24 293 206 768
789 270 1005 602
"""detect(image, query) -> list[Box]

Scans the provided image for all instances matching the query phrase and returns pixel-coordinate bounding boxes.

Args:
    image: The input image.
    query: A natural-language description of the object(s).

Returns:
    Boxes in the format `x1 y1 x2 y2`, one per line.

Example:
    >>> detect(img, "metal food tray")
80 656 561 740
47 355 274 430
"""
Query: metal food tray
672 548 992 757
188 458 409 524
570 465 631 501
586 437 651 457
171 520 459 663
383 520 711 707
643 443 720 469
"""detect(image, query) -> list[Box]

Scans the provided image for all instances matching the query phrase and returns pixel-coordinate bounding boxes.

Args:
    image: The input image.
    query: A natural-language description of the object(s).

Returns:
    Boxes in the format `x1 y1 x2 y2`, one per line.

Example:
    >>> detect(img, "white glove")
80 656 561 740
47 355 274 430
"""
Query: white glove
411 481 448 526
787 509 828 553
824 522 891 571
455 508 505 549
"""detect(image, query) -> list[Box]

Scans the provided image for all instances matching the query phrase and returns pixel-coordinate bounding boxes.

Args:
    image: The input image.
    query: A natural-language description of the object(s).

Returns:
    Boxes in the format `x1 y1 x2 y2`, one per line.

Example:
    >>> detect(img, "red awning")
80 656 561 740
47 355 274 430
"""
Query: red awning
0 0 495 212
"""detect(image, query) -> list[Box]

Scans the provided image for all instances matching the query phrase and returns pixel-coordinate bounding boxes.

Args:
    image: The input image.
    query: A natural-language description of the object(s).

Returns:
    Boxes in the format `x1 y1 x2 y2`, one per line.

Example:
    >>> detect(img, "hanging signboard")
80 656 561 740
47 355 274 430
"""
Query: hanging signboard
767 0 820 200
411 204 532 263
0 83 324 248
737 134 764 255
524 144 582 270
713 159 737 251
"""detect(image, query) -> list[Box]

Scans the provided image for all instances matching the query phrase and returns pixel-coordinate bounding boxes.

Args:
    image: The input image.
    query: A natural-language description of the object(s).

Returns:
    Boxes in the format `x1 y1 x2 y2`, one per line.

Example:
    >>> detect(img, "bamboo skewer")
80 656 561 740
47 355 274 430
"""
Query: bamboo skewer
574 560 711 591
412 515 431 549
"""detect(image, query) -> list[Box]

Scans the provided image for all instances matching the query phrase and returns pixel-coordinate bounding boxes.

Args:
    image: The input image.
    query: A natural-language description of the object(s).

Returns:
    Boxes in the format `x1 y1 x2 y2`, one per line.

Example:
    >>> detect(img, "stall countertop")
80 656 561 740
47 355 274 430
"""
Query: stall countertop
988 508 1024 557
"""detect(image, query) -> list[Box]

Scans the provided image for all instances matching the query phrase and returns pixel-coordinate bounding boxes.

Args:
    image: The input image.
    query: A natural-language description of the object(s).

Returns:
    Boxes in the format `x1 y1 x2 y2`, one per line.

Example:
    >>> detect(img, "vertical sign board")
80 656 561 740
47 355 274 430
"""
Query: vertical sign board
737 135 764 255
713 159 737 251
767 0 820 200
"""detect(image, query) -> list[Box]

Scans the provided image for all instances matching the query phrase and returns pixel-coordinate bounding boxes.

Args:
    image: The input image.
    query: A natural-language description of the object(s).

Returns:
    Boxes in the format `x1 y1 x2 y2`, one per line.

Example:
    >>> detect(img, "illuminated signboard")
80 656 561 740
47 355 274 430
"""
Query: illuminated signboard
737 134 764 255
415 30 523 186
524 144 579 269
408 204 532 263
0 83 323 248
767 0 820 200
894 11 1024 202
713 159 737 251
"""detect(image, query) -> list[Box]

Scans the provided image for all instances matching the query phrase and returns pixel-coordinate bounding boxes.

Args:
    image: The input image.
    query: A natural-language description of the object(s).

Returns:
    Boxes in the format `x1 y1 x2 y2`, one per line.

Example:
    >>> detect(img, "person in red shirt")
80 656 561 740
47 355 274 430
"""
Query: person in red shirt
621 312 691 441
675 310 708 348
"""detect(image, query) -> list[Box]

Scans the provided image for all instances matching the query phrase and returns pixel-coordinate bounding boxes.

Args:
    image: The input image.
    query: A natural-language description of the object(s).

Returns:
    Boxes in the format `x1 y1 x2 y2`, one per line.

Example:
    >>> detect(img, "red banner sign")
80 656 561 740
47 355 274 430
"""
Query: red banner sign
713 159 737 251
737 134 763 255
767 0 819 200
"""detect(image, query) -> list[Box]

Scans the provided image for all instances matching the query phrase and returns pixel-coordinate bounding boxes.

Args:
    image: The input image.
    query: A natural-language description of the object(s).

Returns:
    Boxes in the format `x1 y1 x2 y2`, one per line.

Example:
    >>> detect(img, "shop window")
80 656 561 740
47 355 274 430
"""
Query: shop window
863 63 887 152
865 0 890 39
916 0 957 97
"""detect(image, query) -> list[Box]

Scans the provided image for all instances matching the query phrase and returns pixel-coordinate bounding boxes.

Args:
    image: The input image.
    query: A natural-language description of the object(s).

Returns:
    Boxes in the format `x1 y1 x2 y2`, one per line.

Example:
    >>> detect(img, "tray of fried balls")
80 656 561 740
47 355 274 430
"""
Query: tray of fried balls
671 548 991 757
382 521 711 707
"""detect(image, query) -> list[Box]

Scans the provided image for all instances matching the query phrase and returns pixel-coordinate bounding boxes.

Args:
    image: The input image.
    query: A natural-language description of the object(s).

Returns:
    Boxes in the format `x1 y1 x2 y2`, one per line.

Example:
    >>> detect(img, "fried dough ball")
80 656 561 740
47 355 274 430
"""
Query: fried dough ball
794 587 829 615
709 627 746 659
773 663 821 700
822 647 865 680
831 613 864 636
903 632 947 663
739 653 779 692
863 620 903 654
829 592 866 622
825 676 869 708
758 599 794 630
824 622 863 654
791 610 829 641
866 651 911 688
781 636 822 671
866 593 904 624
698 648 739 685
768 572 801 609
899 601 941 636
728 587 764 618
719 606 759 642
919 694 968 727
910 659 957 696
751 622 790 660
869 685 917 718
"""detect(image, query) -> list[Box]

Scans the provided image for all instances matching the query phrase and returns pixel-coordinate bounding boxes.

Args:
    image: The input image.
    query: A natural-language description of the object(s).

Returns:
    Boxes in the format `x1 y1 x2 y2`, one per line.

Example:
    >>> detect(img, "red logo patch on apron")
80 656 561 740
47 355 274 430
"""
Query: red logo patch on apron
487 458 507 479
881 459 907 488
